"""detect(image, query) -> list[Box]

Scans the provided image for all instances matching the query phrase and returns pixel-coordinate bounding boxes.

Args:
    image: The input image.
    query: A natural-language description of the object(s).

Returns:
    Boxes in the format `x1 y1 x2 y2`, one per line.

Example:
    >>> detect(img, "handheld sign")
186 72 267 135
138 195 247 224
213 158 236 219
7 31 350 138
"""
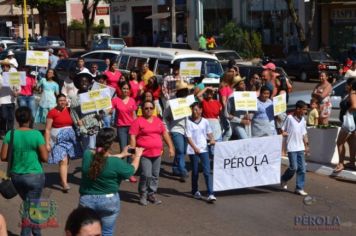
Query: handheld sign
234 91 258 111
91 81 116 97
79 88 112 114
179 61 202 77
273 93 287 115
168 95 195 120
26 50 49 67
2 72 26 87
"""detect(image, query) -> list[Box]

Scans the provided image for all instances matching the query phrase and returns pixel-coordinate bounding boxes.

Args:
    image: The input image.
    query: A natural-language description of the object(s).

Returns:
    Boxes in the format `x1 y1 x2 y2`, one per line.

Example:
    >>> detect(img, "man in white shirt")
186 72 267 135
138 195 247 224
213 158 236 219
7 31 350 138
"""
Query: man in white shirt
6 50 18 69
280 100 309 196
344 61 356 79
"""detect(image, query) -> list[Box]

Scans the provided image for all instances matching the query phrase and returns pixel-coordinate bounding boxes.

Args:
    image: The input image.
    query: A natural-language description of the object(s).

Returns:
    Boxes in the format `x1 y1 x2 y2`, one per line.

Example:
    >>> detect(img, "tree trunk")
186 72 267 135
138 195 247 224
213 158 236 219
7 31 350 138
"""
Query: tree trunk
82 0 100 49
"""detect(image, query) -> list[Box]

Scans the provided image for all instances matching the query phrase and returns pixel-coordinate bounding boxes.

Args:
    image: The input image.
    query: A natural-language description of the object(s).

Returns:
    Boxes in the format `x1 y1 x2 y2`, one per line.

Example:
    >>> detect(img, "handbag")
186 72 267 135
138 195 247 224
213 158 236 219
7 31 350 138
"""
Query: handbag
0 129 18 199
342 111 356 133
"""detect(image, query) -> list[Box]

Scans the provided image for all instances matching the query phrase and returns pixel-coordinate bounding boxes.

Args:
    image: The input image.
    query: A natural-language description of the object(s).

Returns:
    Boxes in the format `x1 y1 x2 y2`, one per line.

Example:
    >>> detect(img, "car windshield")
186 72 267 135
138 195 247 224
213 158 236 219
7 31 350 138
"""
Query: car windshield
45 36 62 41
175 58 223 76
109 38 125 45
309 52 333 61
215 51 242 60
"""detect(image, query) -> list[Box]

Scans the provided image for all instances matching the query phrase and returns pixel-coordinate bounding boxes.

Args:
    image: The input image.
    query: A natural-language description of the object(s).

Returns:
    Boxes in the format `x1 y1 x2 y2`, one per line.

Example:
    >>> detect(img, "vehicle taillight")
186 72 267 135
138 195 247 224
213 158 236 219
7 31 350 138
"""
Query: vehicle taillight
318 64 327 70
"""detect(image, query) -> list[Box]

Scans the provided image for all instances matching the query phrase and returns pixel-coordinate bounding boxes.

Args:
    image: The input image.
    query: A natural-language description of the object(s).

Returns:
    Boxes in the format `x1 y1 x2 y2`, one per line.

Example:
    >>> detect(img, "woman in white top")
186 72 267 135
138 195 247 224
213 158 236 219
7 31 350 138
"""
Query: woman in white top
186 102 216 203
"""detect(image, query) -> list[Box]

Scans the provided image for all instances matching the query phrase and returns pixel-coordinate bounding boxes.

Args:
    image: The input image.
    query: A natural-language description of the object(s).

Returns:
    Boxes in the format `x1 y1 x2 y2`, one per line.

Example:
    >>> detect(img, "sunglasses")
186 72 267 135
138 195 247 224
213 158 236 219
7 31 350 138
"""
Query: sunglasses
144 107 154 110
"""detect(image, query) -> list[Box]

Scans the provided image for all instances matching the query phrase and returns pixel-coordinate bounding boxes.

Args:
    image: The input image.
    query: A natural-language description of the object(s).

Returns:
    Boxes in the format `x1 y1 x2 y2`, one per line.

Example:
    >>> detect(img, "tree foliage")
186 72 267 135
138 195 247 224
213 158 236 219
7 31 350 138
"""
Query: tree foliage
285 0 317 52
221 22 263 59
15 0 66 35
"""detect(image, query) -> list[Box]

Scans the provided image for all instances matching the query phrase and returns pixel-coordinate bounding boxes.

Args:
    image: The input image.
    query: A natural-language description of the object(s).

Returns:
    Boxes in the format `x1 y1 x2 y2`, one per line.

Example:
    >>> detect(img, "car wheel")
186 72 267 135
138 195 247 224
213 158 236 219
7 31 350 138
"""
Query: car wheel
299 72 308 82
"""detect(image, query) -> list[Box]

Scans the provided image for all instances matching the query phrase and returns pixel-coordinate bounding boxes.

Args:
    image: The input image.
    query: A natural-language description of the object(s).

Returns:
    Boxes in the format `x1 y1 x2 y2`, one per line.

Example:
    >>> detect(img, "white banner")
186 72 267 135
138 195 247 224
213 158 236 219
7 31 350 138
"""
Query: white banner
213 135 282 191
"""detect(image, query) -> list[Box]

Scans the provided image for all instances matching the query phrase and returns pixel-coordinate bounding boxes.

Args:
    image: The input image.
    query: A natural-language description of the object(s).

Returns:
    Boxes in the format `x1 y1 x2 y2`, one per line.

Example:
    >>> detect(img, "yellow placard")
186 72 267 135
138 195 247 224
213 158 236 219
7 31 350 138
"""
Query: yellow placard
89 90 101 99
81 102 97 113
9 78 21 86
171 106 191 120
273 94 287 115
233 92 258 111
95 97 111 110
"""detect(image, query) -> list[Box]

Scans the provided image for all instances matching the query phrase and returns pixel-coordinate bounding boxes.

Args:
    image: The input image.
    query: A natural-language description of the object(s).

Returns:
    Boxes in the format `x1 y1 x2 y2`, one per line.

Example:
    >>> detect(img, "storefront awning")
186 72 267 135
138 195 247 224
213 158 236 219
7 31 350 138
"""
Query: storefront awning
145 12 170 19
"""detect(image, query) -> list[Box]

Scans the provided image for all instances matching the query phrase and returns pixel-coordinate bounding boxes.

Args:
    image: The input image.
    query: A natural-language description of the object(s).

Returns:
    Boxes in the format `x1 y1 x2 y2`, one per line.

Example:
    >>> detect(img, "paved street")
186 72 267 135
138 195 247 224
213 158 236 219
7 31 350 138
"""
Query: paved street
1 141 356 236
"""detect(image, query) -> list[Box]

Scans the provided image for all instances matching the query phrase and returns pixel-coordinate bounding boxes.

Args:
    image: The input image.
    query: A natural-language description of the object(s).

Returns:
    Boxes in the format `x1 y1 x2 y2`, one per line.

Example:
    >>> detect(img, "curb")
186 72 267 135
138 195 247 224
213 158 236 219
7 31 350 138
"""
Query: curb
281 156 356 182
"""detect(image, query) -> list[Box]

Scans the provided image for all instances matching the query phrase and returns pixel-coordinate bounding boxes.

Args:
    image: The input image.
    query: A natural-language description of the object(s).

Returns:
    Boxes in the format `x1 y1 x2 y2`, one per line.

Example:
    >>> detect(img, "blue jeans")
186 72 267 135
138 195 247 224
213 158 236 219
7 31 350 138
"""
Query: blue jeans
18 95 36 118
102 115 112 128
171 132 187 176
81 134 97 150
281 151 306 190
189 152 213 195
11 173 45 236
79 193 120 236
117 126 130 163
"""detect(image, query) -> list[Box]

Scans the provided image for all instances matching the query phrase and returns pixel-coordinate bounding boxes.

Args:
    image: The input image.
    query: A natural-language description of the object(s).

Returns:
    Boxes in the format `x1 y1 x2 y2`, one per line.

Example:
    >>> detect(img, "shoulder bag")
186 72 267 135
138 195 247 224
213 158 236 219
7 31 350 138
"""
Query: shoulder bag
0 129 18 199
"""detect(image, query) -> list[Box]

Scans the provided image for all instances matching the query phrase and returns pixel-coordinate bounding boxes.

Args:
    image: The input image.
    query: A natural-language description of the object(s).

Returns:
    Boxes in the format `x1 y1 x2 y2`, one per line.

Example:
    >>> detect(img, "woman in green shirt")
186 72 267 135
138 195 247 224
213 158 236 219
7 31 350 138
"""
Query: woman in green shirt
79 128 142 236
1 107 48 236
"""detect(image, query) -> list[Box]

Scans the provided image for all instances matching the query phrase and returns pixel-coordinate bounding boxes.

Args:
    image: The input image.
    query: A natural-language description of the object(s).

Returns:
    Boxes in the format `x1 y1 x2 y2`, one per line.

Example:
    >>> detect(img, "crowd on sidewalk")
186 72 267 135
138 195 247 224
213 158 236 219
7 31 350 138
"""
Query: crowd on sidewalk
0 48 355 235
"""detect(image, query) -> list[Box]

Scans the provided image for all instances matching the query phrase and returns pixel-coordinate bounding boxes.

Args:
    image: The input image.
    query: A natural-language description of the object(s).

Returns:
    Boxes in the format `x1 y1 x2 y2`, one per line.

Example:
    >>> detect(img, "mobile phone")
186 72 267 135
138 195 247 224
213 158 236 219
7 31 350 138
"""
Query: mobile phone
128 148 136 154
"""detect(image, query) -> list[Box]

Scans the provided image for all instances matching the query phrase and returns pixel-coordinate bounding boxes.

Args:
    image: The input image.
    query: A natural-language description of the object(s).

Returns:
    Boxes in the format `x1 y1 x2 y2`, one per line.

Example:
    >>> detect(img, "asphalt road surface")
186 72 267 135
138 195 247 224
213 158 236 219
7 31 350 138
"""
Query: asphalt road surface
1 142 356 236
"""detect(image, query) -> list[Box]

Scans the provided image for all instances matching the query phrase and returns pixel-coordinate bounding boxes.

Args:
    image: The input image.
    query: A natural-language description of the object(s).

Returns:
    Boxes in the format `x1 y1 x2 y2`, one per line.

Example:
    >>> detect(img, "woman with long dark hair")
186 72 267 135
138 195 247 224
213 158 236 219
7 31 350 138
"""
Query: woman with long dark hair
79 128 142 236
1 107 48 236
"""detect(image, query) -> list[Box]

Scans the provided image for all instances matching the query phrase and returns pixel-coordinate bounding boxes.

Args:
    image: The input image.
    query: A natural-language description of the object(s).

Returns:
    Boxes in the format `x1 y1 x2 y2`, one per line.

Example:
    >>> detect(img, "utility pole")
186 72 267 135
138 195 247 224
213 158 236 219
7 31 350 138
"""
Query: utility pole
171 0 176 43
24 0 29 50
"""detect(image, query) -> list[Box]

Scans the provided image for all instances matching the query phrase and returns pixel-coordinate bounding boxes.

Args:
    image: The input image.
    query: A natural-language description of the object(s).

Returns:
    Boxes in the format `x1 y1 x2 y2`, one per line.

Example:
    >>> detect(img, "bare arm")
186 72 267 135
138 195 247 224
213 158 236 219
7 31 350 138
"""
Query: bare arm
162 131 175 158
130 147 143 171
129 134 136 148
44 118 53 151
38 144 49 162
350 91 356 110
0 144 8 162
187 137 200 154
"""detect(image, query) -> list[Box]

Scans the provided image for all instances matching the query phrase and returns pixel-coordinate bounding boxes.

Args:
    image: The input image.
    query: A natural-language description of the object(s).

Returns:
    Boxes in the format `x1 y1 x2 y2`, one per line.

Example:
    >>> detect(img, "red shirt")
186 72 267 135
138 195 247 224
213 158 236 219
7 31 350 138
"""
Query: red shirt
104 70 122 90
20 76 36 96
129 80 144 102
202 99 221 119
47 107 73 128
129 116 166 158
219 86 233 98
112 97 137 127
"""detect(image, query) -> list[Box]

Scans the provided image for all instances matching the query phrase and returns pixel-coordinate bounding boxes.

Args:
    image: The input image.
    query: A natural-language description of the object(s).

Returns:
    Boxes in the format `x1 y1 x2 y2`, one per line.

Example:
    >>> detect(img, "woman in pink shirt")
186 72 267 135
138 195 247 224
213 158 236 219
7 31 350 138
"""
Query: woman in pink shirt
104 61 122 90
111 81 137 182
219 72 234 141
130 100 175 206
18 66 37 118
129 67 144 104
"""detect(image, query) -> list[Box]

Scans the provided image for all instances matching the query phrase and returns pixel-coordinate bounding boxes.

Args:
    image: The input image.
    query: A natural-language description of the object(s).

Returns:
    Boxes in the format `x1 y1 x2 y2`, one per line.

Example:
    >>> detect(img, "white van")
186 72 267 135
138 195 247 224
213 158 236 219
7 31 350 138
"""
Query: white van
117 47 223 85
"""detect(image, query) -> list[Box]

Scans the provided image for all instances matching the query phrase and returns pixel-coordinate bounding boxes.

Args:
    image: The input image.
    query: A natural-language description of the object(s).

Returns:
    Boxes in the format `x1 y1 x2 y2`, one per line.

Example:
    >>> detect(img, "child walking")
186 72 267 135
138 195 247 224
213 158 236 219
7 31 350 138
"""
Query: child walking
281 100 309 196
186 102 217 203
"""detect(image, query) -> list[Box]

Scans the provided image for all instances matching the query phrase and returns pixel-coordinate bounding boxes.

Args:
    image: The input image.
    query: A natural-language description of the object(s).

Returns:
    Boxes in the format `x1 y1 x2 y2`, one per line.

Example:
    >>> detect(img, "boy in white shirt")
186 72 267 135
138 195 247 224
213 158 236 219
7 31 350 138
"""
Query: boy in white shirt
281 100 309 196
186 102 216 203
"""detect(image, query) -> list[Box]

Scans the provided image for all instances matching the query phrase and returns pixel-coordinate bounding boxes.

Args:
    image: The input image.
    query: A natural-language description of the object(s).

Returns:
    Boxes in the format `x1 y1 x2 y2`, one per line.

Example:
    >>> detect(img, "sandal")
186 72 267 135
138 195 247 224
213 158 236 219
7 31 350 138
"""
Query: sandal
344 162 356 170
333 164 344 173
62 184 71 193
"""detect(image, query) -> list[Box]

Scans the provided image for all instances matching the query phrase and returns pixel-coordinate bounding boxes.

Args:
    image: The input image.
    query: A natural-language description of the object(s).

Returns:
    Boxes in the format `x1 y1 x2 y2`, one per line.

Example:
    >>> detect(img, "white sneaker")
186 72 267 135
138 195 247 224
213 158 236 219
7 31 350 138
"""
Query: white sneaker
207 194 217 203
280 180 288 190
193 191 202 199
295 189 308 196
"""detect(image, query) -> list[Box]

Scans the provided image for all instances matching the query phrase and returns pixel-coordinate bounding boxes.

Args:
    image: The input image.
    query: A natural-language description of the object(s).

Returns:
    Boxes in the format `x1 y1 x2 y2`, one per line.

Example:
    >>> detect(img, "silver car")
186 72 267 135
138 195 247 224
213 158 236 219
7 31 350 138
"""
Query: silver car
287 79 347 124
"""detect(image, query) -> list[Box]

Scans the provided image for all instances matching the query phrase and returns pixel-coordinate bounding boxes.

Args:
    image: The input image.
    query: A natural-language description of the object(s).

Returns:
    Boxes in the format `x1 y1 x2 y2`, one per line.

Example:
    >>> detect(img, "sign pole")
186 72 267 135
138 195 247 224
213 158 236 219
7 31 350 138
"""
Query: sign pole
23 0 29 50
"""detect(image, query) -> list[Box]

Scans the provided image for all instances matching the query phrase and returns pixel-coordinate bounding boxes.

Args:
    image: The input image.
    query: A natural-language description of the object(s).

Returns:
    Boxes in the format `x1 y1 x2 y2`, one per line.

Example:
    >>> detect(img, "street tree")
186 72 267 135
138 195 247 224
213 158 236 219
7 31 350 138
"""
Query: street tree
15 0 65 36
285 0 319 52
81 0 110 49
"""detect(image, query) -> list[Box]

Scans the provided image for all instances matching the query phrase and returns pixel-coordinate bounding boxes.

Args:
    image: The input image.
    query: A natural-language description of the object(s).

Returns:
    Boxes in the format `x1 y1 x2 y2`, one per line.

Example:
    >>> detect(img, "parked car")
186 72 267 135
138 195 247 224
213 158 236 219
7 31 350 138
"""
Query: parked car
158 42 192 50
207 49 253 70
274 51 339 82
6 43 37 51
37 36 65 48
54 58 107 82
0 40 17 49
91 38 126 51
287 79 348 124
237 64 290 82
82 50 121 63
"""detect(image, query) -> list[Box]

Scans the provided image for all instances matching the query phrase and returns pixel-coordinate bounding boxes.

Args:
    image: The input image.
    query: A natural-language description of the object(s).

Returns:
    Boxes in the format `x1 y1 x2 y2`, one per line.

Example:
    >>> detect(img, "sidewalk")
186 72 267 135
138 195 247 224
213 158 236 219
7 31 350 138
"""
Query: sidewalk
281 156 356 181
